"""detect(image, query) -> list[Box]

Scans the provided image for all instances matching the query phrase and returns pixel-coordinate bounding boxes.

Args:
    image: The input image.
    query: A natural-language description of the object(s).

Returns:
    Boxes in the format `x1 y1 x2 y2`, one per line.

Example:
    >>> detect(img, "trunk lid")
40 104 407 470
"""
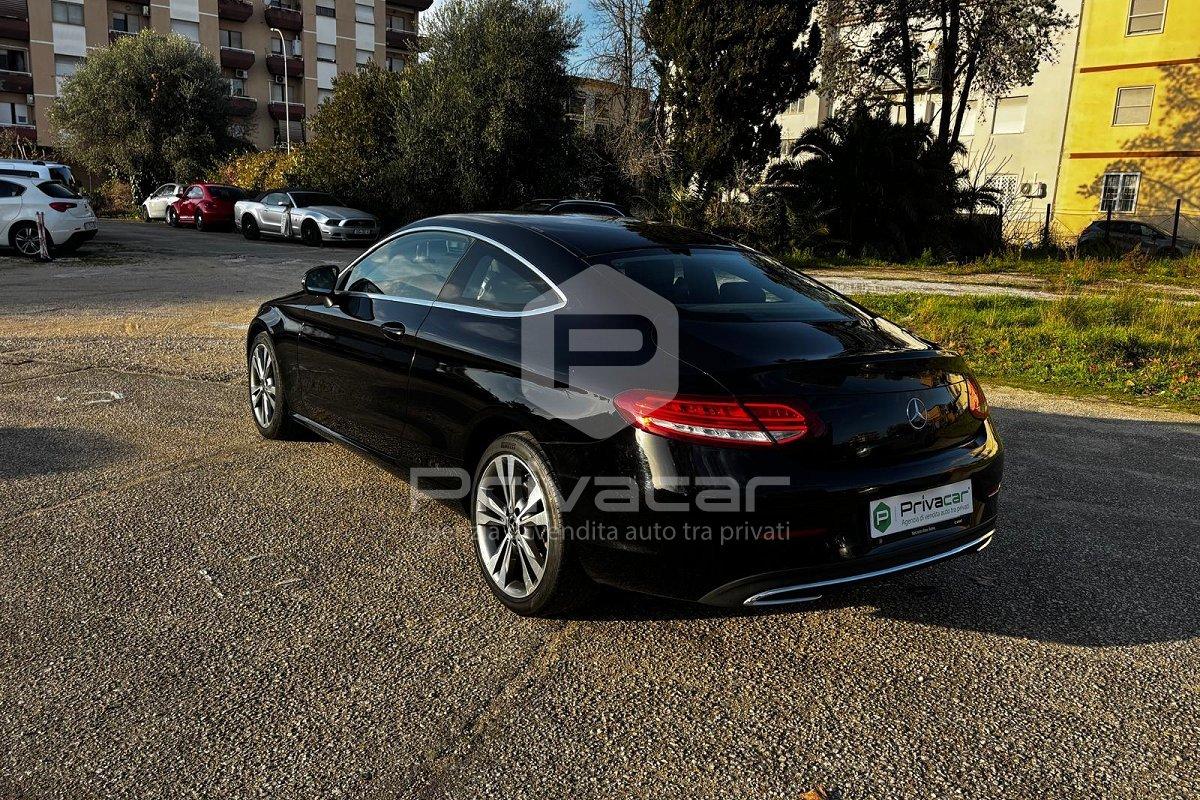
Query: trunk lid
674 314 983 461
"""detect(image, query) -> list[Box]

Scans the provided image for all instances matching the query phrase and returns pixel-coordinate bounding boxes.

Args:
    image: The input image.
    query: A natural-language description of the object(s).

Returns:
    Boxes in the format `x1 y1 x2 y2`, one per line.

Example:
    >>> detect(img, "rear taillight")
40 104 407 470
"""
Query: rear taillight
48 202 77 212
613 390 820 447
966 376 989 420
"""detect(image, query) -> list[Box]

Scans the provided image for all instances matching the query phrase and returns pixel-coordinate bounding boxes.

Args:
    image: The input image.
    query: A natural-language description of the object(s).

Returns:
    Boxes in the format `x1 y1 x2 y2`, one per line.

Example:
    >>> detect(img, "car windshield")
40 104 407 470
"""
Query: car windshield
601 247 870 322
209 186 246 201
290 192 340 208
38 181 81 199
49 167 74 186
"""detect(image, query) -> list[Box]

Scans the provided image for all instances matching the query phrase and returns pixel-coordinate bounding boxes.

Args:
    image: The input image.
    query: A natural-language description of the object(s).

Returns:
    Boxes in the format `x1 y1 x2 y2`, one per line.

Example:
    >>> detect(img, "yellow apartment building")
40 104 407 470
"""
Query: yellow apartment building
1054 0 1200 236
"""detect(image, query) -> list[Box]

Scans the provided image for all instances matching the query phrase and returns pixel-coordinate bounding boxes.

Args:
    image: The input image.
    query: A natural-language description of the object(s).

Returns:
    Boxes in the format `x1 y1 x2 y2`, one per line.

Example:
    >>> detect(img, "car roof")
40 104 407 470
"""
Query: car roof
411 213 731 258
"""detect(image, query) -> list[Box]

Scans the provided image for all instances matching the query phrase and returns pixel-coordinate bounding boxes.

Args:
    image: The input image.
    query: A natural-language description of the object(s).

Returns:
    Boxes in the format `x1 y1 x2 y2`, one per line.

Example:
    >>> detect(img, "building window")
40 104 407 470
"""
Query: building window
0 49 27 73
0 102 30 126
1127 0 1167 35
355 3 374 24
992 96 1028 135
274 119 306 146
270 82 297 103
785 98 805 115
227 75 247 96
318 88 334 105
388 11 414 31
219 29 243 49
171 19 201 43
317 43 336 62
355 49 373 65
52 1 85 26
270 37 301 56
111 12 141 33
316 4 337 17
1100 172 1140 213
386 55 405 72
1113 85 1154 126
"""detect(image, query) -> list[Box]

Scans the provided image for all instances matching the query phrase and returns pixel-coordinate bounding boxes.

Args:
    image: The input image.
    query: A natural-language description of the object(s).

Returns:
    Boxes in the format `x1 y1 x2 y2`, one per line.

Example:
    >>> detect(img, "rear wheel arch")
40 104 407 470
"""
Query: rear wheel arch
463 415 529 476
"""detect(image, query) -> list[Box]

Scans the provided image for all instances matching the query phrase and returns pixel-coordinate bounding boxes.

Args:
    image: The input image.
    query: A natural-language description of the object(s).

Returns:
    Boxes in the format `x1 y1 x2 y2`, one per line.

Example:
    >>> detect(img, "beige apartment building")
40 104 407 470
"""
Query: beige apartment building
0 0 428 151
779 0 1084 240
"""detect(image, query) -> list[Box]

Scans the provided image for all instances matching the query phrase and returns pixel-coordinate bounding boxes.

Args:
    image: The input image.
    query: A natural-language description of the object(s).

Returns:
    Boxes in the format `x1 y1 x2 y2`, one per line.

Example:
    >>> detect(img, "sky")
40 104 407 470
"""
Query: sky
425 0 603 71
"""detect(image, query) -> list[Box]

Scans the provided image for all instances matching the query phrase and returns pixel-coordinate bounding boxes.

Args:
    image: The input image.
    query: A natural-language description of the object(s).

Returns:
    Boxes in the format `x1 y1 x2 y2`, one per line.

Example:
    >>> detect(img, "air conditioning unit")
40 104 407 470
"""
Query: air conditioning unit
1020 181 1047 199
234 69 249 80
273 74 286 84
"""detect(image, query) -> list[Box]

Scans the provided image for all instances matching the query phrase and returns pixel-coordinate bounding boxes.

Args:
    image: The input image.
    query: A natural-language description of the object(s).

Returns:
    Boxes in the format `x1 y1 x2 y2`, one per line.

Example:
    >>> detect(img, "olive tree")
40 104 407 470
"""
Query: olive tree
51 30 242 199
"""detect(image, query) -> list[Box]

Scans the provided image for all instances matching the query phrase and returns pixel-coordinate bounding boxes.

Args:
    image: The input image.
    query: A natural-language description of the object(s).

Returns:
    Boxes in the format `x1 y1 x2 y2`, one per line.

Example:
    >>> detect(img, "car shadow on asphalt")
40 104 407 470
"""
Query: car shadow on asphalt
574 410 1200 648
0 427 134 480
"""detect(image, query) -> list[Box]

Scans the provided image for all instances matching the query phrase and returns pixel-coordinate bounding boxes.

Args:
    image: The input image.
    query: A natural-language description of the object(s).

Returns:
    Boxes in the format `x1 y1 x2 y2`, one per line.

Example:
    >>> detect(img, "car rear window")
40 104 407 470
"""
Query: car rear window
601 247 868 322
50 167 74 185
38 181 81 199
209 186 246 201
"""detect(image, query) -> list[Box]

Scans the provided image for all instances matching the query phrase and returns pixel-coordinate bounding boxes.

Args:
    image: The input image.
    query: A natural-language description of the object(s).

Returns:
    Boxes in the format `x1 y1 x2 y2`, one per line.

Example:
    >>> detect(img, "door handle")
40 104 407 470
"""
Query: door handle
380 322 407 341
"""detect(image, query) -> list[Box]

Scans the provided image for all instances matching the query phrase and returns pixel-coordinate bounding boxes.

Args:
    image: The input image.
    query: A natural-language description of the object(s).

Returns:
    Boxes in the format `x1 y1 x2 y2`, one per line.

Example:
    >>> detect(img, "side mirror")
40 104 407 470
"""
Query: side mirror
174 191 184 198
282 202 295 210
303 264 338 303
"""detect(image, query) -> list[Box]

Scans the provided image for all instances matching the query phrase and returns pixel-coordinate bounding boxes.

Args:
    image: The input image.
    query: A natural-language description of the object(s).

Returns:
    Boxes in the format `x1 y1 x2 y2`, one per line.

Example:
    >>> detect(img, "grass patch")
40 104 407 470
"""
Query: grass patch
852 290 1200 411
786 248 1200 290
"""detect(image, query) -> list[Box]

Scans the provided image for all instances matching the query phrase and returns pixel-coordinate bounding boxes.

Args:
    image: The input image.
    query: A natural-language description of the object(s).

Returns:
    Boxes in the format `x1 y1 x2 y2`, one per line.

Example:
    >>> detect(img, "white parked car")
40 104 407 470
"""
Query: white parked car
0 159 77 189
0 176 98 257
140 182 183 222
234 189 380 246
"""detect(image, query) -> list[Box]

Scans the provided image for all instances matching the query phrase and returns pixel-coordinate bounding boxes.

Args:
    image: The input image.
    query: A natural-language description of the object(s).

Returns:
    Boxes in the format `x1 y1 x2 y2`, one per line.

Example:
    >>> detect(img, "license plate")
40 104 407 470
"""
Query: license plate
869 479 972 538
353 228 370 235
84 221 97 230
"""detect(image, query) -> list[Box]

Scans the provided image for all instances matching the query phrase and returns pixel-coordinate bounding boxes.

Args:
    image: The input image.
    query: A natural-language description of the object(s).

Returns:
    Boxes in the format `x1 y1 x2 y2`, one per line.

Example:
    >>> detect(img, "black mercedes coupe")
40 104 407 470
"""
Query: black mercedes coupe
246 214 1002 616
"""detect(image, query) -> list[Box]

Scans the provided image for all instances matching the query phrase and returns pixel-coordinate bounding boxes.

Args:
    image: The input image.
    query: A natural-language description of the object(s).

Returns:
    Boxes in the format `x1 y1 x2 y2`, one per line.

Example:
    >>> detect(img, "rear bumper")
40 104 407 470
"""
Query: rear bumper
701 522 995 606
60 228 98 247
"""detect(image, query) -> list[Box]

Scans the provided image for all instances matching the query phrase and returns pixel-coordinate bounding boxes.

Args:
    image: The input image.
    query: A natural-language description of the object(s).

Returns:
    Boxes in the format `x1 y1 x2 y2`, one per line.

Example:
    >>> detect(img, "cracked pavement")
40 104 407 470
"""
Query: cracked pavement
1 221 1198 799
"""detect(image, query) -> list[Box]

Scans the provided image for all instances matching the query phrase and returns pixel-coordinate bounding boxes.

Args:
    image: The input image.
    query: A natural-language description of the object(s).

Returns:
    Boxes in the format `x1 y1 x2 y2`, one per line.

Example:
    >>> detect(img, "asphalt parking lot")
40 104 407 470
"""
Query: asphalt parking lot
1 220 1198 798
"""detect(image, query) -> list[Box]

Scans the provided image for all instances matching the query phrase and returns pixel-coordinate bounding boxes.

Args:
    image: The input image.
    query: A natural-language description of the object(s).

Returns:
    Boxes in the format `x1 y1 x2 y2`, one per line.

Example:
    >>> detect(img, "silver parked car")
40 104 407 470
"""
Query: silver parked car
233 189 380 246
140 183 183 222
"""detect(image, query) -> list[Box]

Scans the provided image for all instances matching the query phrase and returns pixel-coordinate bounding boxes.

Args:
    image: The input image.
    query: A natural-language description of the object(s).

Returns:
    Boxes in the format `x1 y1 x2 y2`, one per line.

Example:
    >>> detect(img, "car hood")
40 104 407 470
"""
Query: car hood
304 205 375 221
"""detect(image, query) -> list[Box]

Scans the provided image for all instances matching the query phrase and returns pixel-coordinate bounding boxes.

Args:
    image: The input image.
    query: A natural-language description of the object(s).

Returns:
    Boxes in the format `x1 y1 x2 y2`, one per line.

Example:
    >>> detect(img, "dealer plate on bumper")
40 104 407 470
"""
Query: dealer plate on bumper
869 479 972 538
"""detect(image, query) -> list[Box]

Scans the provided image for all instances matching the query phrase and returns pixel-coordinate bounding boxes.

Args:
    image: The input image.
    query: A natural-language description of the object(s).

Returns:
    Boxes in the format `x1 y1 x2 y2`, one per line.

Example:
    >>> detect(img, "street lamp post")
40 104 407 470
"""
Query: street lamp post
269 25 290 154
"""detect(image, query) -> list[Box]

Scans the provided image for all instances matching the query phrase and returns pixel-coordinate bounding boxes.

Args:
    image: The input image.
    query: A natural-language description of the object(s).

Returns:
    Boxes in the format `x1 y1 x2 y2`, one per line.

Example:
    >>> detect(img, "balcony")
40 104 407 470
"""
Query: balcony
0 15 29 40
217 0 253 22
0 69 32 93
268 101 305 121
263 4 302 32
228 95 257 117
387 0 433 10
265 53 304 79
220 47 255 70
108 28 135 43
385 27 418 49
1 124 36 141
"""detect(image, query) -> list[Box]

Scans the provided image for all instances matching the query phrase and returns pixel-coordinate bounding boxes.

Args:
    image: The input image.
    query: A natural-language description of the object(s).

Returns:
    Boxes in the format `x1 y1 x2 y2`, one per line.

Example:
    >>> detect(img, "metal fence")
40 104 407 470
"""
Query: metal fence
1000 199 1200 251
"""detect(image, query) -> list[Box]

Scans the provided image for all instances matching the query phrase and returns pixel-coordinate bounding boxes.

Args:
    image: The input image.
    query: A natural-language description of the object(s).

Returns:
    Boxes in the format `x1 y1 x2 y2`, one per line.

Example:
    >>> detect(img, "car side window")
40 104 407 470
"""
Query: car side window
440 241 559 313
343 232 472 300
159 185 176 197
0 179 24 198
263 193 284 206
186 186 203 200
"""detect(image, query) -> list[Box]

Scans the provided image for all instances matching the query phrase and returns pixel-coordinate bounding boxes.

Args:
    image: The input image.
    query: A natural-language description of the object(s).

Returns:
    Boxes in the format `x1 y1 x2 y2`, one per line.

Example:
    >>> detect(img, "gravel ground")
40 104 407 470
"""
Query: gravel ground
0 221 1197 799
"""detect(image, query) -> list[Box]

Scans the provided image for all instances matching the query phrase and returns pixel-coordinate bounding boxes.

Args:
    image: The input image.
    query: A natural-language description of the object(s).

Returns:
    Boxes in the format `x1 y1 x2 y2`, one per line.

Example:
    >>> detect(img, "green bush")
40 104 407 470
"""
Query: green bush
209 149 299 195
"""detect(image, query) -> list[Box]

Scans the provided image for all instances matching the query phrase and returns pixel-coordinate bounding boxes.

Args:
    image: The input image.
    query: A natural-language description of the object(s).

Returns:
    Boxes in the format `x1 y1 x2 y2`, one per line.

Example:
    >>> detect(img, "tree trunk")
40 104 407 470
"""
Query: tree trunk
898 0 917 126
937 0 959 145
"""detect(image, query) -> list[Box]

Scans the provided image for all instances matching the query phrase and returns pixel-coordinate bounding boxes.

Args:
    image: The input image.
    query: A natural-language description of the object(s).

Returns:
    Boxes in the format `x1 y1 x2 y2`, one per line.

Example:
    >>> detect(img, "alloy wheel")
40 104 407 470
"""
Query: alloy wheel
195 212 205 232
13 223 42 256
249 342 277 428
475 454 551 599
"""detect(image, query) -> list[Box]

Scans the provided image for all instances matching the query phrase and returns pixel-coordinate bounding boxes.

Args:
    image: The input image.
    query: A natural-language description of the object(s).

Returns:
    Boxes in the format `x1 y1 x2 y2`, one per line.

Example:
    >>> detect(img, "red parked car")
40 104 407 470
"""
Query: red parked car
166 183 248 231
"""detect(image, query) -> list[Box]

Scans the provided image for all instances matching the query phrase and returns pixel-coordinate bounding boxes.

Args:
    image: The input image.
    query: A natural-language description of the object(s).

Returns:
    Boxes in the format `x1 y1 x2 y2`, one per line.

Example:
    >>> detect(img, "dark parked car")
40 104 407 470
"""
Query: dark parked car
246 215 1002 616
1078 219 1194 257
167 183 247 231
516 198 627 217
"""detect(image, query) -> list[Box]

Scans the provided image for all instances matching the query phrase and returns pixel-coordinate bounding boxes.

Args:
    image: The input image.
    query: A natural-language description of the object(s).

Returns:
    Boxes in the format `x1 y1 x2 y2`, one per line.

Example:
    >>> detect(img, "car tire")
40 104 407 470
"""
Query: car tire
248 332 303 440
141 206 152 223
166 208 179 228
301 221 323 247
471 433 591 617
242 215 260 241
195 212 206 232
9 221 47 258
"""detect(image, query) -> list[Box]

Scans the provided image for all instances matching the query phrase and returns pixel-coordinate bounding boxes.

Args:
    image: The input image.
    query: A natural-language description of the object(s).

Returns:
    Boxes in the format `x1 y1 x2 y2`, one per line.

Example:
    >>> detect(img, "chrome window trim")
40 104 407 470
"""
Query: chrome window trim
336 224 568 318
